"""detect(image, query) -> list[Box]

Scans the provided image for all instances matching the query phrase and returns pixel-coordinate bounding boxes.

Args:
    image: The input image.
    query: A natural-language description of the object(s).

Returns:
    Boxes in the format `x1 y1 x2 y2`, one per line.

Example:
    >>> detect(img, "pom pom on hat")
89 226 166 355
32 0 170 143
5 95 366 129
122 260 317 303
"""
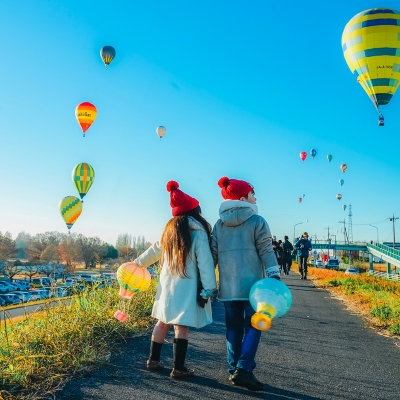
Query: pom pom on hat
218 176 230 188
218 176 253 200
166 180 179 192
166 180 199 216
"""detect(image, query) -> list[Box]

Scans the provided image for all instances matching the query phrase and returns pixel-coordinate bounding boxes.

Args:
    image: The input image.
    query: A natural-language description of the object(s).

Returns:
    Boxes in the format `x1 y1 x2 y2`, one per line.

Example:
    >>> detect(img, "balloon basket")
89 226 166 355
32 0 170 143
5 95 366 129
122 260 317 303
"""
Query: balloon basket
251 312 272 331
114 310 127 323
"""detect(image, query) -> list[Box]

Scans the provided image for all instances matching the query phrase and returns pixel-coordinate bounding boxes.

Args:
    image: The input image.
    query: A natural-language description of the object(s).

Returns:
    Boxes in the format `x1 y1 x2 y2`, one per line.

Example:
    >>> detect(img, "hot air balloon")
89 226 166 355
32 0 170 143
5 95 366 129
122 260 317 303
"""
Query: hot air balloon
298 197 303 203
59 196 82 232
156 126 166 139
340 164 347 173
327 154 333 162
76 102 97 137
342 205 347 211
300 151 307 162
310 149 317 158
336 194 342 201
72 163 95 201
339 179 344 186
114 262 152 322
100 46 116 69
342 8 400 126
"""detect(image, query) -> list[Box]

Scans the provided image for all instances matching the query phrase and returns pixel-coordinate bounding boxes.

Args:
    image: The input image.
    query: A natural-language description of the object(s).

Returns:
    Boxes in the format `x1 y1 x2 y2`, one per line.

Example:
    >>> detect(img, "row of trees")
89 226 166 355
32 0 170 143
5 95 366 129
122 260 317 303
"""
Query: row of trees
0 231 152 280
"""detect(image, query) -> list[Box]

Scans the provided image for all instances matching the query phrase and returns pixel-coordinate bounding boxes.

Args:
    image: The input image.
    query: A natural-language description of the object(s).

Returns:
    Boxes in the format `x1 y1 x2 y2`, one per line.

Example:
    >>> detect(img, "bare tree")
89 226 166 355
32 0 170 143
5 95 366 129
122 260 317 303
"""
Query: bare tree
58 234 81 269
26 232 63 261
77 235 102 269
3 261 20 282
0 232 17 261
23 264 39 282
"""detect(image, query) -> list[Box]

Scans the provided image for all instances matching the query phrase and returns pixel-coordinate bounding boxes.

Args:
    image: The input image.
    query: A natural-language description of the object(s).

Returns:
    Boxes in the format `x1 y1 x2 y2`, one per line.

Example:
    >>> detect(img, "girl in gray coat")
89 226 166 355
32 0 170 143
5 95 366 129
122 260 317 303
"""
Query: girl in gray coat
133 181 216 379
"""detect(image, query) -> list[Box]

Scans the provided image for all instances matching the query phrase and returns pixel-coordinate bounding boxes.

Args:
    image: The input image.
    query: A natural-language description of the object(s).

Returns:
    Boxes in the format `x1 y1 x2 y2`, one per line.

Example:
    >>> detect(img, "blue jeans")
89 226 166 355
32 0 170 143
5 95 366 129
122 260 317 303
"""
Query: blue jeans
224 301 262 374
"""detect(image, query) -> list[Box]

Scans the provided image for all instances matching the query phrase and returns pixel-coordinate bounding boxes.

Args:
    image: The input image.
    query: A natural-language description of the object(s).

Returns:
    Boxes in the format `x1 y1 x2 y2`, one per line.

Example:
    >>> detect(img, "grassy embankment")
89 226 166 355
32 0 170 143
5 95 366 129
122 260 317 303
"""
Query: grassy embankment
0 282 157 399
306 266 400 336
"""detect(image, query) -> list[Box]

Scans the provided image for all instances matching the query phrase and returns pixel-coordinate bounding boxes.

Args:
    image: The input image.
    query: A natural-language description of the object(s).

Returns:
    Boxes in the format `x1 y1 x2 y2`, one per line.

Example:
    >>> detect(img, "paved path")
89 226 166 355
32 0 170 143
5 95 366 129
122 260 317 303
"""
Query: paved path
59 274 400 399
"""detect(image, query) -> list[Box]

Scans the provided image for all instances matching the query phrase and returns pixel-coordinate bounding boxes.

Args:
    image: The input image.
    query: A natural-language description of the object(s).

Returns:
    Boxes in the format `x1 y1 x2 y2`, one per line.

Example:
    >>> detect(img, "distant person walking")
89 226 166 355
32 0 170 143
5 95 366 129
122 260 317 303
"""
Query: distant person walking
133 181 216 379
211 176 279 391
295 232 312 279
281 235 293 275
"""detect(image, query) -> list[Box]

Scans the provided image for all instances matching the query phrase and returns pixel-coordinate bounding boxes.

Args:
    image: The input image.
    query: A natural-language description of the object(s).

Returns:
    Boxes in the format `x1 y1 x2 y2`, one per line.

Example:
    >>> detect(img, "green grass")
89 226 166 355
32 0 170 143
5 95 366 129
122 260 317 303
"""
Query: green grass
0 281 157 399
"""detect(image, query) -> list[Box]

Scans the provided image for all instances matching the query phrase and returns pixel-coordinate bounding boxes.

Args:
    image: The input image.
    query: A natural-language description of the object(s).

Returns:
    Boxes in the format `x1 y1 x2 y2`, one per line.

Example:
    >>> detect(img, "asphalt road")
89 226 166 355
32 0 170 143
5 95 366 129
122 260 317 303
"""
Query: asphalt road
58 273 400 400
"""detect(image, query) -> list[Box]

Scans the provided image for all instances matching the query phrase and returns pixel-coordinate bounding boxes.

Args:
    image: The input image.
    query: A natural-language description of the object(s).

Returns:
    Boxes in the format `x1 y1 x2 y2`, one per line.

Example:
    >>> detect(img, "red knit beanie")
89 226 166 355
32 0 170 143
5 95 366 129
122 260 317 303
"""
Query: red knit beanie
218 176 253 200
166 180 199 216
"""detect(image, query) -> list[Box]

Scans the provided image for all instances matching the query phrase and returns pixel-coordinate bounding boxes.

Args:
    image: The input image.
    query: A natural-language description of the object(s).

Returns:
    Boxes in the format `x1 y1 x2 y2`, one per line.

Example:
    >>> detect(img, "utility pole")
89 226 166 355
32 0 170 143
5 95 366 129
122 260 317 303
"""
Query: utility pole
339 220 348 244
388 213 399 248
348 204 353 243
325 227 330 260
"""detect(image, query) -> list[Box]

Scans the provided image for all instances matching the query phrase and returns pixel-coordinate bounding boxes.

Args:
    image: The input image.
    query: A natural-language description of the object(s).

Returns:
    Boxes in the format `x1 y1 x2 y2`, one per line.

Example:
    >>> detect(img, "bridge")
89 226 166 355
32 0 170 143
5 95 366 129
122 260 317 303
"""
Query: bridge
310 241 400 276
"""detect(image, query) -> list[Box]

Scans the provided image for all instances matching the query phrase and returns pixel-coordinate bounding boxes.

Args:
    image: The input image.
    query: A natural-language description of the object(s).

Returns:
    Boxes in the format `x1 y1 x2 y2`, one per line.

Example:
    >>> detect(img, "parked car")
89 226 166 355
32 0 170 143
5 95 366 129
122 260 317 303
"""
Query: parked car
316 260 323 268
13 279 31 290
56 286 69 297
41 287 56 298
325 259 340 270
0 295 14 306
31 277 53 288
28 290 47 300
345 267 359 275
0 281 18 293
0 294 22 305
13 291 41 303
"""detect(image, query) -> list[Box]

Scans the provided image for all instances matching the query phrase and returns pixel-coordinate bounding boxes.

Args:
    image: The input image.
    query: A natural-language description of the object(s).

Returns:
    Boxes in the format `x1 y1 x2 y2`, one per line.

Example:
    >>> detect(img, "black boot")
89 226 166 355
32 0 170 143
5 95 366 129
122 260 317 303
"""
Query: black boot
147 341 164 371
231 368 264 391
170 338 194 379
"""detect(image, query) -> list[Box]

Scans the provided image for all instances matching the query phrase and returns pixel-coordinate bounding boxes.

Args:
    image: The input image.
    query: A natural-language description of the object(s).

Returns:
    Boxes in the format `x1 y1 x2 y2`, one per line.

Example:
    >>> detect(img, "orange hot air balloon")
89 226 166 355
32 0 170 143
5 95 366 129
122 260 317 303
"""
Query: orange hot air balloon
300 151 307 162
340 164 347 173
117 262 152 299
75 102 97 137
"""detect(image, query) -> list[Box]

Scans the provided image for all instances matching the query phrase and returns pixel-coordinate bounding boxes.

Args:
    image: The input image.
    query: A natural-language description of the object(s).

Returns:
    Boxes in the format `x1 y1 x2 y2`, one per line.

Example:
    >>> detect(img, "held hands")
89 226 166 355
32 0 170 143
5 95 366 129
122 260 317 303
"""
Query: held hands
265 265 281 280
200 289 213 299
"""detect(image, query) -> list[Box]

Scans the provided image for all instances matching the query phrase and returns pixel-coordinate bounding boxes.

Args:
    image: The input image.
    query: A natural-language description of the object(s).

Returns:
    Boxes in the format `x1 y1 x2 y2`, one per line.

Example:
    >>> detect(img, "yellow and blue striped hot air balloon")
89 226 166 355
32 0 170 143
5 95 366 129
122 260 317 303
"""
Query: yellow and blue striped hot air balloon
59 196 82 232
342 8 400 126
100 46 116 69
72 163 95 201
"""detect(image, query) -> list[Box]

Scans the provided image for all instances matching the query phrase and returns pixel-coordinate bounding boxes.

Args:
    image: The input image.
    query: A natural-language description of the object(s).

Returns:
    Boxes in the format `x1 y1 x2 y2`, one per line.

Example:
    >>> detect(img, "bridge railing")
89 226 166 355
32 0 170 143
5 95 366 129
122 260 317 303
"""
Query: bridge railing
367 243 400 262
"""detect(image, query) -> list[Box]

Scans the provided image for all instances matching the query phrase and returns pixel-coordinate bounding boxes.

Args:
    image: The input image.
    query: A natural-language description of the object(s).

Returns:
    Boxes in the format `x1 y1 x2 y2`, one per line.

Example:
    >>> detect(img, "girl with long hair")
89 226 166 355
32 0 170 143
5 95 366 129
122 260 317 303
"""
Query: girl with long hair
132 181 216 379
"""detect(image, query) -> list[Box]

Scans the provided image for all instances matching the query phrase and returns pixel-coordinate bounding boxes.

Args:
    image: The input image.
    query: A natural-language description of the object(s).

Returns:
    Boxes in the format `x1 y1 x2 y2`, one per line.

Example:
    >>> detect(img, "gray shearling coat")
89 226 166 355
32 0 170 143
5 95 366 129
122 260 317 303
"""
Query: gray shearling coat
134 217 216 329
211 200 277 301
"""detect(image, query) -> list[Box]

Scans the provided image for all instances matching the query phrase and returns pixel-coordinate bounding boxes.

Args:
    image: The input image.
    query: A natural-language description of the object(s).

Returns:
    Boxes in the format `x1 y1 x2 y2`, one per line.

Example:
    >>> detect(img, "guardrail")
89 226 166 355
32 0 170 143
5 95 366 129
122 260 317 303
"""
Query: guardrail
367 270 400 281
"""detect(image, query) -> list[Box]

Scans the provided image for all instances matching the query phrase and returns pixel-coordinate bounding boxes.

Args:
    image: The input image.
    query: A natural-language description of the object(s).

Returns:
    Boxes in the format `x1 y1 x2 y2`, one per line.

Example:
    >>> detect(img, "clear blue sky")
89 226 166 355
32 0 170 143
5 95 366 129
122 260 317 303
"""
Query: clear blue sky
1 1 399 245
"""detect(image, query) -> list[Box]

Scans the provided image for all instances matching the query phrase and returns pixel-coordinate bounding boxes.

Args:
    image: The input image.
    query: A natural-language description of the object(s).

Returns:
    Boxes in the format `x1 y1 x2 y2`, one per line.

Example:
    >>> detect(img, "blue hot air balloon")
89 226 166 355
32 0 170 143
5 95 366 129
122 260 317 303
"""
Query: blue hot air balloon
310 149 317 158
339 179 344 186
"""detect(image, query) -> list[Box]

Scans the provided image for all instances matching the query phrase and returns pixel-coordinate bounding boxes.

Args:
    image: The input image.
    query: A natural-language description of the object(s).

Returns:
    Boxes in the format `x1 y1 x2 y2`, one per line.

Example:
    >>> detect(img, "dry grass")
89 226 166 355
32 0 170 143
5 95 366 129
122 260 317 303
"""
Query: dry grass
0 282 157 399
307 267 400 338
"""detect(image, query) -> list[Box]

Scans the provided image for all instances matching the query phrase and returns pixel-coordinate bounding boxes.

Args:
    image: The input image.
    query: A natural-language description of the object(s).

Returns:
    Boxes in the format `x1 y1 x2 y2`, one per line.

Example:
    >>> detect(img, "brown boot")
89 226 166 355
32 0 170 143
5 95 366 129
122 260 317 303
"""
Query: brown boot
146 359 164 371
170 367 195 379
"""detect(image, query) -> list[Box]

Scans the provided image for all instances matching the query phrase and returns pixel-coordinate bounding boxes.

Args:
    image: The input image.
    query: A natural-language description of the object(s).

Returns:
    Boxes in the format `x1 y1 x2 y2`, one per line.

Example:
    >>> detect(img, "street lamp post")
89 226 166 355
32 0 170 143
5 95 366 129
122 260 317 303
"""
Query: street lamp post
330 234 337 258
293 222 303 244
369 224 379 244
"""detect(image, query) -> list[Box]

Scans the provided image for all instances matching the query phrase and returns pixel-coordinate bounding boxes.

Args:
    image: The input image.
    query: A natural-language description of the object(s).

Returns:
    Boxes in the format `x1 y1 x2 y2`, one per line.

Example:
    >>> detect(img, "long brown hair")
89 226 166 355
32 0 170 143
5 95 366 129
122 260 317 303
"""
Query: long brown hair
161 206 211 278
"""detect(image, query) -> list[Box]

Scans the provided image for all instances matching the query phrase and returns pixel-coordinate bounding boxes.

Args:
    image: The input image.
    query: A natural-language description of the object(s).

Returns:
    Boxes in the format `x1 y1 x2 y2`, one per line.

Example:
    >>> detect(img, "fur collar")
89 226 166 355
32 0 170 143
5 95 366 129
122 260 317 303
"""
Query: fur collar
219 200 258 215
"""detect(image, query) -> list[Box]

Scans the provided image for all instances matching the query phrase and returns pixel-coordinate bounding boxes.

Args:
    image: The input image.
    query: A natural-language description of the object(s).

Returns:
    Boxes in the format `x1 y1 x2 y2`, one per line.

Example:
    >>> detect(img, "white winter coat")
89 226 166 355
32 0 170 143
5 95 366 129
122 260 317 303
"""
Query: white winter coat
134 217 217 329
